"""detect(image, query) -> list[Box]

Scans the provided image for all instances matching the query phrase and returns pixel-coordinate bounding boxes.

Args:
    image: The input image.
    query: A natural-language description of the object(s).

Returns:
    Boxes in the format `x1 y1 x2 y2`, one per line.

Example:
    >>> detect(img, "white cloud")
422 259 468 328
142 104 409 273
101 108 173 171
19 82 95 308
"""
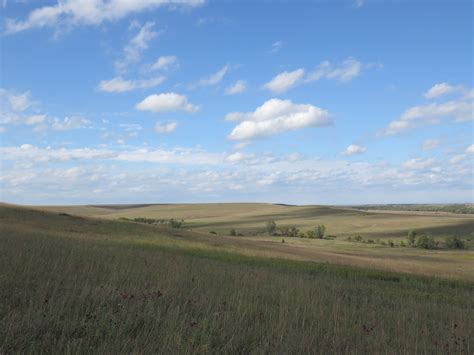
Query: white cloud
136 93 198 113
24 115 46 125
225 80 247 95
7 90 32 111
5 0 204 34
424 83 459 99
355 0 364 8
382 94 473 135
403 158 435 170
263 69 304 93
343 144 367 156
226 151 252 163
466 144 474 154
193 64 229 87
154 121 177 134
306 58 362 83
422 139 441 151
268 41 283 53
450 155 466 164
51 116 90 131
115 22 158 72
226 98 332 141
97 76 165 93
151 56 178 71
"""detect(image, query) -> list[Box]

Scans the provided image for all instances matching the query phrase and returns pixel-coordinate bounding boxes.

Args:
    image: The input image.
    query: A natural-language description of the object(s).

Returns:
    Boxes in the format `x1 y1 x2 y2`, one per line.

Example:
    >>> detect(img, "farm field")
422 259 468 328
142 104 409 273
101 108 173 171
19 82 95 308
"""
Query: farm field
0 203 473 353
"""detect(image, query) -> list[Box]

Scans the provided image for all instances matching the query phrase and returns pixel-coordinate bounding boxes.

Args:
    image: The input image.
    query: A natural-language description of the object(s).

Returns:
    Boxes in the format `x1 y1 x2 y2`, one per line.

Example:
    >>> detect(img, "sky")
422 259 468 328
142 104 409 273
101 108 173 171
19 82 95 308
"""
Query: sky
0 0 473 205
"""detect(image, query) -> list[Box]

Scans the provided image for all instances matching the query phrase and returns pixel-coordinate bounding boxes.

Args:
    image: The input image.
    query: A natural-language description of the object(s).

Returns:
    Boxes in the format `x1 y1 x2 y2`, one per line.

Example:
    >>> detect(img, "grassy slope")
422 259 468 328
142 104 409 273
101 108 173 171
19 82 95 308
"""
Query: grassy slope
32 203 474 280
1 205 472 353
39 203 474 238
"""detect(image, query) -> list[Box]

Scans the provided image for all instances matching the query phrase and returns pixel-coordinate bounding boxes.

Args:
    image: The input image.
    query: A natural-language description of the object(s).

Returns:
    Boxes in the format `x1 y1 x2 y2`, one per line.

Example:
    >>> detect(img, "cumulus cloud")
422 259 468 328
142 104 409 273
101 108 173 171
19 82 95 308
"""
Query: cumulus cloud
466 144 474 154
306 58 363 83
225 80 247 95
51 116 90 131
424 83 459 99
192 64 229 88
422 139 441 151
343 144 367 156
263 69 304 93
97 76 165 93
4 0 204 34
151 56 178 71
136 93 198 113
155 121 177 134
226 98 332 141
382 93 473 135
115 22 158 72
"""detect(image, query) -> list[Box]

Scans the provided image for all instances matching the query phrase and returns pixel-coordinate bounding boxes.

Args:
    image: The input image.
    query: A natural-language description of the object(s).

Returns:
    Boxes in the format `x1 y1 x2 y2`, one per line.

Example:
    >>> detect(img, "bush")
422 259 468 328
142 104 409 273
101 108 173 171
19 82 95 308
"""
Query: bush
388 240 394 247
367 239 374 244
229 229 237 236
266 220 277 235
346 236 352 241
354 235 363 242
445 235 465 249
315 224 326 239
288 227 299 238
407 230 417 246
210 231 217 235
306 230 316 239
400 241 406 247
169 219 184 229
415 235 437 249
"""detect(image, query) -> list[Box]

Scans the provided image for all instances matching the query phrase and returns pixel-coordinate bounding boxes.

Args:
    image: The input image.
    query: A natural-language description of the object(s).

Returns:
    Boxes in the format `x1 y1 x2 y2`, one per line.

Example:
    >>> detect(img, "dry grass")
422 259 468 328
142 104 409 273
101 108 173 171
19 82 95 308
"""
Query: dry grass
1 205 473 353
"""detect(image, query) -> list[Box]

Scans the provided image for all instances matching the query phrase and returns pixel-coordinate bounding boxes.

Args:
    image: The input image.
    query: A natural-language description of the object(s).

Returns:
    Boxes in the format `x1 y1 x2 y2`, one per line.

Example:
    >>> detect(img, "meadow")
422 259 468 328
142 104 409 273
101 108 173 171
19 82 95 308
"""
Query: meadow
1 203 473 353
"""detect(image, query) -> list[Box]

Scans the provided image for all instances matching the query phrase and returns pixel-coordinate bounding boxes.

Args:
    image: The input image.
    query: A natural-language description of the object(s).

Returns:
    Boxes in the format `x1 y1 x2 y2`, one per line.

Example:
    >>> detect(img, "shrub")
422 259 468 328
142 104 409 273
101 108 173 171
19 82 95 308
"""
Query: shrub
354 235 363 242
346 236 352 241
415 235 437 249
400 241 406 247
229 229 237 236
315 224 326 239
288 227 299 238
210 231 217 235
388 240 394 247
266 220 277 235
407 230 417 246
169 219 184 229
445 235 465 249
306 230 316 239
367 239 374 244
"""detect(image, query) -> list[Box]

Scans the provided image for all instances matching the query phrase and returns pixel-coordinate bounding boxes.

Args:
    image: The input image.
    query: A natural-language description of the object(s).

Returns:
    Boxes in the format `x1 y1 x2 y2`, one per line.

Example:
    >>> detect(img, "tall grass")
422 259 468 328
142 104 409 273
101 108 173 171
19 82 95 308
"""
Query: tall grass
0 206 473 353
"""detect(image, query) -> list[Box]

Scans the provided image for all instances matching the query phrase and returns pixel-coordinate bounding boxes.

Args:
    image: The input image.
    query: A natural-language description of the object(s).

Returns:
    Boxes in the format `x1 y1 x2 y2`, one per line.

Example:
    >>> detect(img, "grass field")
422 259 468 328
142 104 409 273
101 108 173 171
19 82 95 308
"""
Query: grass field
36 203 474 280
1 203 473 353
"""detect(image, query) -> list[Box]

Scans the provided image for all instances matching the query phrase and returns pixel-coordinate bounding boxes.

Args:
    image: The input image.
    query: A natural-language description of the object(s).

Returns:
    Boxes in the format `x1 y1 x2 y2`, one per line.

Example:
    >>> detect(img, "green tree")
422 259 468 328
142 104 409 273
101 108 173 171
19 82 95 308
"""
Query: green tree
265 220 277 235
445 235 465 249
229 228 237 236
315 224 326 239
416 234 437 249
306 230 316 239
407 230 417 246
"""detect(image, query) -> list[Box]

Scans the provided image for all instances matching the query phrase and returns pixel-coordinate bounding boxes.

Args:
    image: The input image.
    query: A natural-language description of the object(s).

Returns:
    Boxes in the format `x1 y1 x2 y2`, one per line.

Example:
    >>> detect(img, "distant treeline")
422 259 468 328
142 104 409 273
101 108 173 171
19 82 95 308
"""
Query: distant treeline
120 217 184 229
353 204 474 214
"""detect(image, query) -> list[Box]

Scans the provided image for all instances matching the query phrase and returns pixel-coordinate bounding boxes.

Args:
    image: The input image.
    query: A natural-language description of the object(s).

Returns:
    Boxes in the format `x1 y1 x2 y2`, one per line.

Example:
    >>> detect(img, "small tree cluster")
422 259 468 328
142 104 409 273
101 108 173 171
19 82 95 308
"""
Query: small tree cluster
445 235 465 249
266 220 277 235
415 234 438 249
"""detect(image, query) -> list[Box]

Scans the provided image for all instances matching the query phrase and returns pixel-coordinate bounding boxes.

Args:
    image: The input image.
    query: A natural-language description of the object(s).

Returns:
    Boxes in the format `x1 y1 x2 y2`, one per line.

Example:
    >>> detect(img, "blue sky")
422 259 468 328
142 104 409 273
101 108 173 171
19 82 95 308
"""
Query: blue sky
1 0 472 205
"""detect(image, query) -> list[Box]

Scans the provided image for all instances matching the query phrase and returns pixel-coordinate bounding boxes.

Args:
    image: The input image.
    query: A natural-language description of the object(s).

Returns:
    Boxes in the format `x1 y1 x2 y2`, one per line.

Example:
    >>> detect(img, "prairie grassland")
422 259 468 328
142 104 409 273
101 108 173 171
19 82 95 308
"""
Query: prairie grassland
31 203 474 280
39 203 474 239
1 205 473 353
